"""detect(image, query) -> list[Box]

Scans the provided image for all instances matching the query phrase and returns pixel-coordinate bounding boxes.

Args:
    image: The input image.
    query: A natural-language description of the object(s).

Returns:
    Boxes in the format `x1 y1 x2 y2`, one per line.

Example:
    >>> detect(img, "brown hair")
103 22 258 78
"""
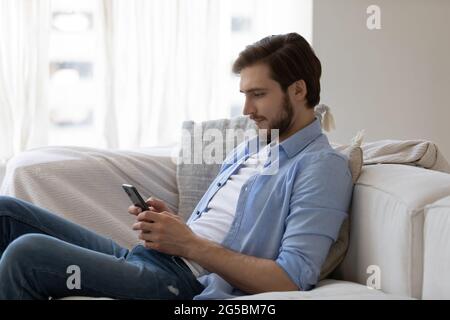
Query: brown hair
232 33 321 108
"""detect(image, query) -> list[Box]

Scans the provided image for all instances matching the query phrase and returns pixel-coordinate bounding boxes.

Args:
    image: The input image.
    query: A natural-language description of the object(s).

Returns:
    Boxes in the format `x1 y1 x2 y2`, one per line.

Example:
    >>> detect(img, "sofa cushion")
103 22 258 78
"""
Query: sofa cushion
60 279 412 300
422 196 450 299
176 116 257 221
332 144 363 184
232 279 412 300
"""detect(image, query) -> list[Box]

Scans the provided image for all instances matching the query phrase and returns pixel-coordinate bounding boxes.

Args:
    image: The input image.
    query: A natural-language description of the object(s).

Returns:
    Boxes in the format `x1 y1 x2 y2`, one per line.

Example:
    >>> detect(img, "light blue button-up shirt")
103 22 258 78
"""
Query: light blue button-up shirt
186 117 354 299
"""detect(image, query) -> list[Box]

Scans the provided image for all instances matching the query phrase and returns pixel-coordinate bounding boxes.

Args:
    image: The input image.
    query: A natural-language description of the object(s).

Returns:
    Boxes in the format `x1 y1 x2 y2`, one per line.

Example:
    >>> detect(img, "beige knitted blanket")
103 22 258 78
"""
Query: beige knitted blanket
361 139 450 174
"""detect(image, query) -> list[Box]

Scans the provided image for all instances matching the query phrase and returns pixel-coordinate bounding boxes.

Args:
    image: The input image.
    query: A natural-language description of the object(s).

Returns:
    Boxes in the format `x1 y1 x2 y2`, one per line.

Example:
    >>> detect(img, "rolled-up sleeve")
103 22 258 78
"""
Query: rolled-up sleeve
275 153 353 291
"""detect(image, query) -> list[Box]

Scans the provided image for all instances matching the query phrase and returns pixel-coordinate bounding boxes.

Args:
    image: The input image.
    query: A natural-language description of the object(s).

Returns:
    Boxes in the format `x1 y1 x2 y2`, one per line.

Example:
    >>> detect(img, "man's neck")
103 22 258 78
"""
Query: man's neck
279 113 316 143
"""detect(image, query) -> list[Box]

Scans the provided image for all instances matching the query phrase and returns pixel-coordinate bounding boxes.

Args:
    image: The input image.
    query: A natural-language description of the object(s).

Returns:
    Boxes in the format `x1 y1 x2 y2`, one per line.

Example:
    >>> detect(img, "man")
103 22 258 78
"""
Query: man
0 33 353 300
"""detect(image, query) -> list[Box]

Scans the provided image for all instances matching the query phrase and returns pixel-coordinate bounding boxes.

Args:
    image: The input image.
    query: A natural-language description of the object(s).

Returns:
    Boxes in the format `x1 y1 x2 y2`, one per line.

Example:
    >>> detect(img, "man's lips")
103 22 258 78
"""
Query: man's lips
251 118 265 123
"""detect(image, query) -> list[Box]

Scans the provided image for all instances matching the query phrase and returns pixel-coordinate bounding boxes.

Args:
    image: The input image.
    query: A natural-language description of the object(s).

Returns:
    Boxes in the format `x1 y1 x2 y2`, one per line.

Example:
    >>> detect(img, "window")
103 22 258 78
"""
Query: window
46 0 311 147
228 0 312 118
48 0 103 147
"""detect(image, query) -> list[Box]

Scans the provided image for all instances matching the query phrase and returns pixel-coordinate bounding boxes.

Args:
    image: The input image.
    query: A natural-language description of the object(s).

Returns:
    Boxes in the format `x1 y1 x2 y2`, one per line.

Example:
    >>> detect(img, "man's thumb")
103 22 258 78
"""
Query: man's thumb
146 197 163 208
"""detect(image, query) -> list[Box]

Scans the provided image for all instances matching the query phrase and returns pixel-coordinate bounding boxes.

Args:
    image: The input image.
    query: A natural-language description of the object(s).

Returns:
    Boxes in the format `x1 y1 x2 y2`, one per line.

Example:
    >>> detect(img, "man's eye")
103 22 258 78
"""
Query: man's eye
254 93 265 97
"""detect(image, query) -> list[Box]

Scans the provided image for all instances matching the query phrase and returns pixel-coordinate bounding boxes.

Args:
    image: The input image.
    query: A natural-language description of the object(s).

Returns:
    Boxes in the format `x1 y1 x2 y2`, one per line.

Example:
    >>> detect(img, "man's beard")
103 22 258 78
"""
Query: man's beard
264 95 294 143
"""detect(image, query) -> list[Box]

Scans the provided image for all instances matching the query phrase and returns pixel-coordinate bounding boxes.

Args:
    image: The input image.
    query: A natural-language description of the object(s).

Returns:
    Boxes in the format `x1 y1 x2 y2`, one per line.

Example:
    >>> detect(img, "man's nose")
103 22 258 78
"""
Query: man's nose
243 98 256 116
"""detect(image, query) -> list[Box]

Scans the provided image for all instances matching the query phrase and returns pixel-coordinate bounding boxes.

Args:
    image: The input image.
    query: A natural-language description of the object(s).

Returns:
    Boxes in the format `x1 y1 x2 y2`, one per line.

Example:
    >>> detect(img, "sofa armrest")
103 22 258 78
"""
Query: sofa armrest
0 146 178 249
333 164 450 299
422 196 450 299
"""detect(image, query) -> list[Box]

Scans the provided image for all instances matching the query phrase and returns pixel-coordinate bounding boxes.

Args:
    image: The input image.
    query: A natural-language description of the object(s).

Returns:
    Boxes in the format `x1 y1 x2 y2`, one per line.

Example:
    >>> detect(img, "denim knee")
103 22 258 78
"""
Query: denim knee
0 195 20 213
1 233 50 268
0 234 59 299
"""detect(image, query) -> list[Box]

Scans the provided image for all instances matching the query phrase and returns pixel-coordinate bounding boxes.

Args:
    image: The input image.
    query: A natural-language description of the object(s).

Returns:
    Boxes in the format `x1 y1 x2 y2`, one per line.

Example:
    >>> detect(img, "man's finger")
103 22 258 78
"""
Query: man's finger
132 221 154 232
139 232 156 242
145 196 159 204
128 205 142 216
137 210 163 222
146 197 166 209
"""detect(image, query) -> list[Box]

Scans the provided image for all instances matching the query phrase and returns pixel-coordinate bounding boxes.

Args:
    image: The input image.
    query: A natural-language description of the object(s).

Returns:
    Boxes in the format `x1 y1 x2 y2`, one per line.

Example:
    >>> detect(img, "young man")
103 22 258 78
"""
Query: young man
0 33 353 300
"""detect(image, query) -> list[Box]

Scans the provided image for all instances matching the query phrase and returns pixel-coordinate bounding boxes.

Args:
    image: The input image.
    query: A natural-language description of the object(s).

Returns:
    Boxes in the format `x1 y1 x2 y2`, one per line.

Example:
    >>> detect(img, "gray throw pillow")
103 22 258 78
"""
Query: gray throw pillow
176 116 257 221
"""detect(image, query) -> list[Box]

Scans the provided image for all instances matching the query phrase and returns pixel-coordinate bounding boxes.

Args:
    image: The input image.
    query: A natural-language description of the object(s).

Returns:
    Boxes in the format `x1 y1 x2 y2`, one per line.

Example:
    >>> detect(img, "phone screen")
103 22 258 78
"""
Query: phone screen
122 184 150 210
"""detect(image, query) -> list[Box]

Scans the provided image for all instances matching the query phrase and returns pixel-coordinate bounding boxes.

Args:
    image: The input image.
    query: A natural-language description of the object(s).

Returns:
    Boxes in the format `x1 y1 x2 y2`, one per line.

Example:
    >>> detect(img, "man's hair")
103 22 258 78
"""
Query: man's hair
232 33 321 108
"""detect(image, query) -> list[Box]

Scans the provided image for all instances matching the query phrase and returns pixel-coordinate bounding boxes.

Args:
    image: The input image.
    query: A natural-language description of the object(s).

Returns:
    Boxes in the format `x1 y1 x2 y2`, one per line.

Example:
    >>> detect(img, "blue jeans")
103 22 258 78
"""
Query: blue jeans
0 196 205 300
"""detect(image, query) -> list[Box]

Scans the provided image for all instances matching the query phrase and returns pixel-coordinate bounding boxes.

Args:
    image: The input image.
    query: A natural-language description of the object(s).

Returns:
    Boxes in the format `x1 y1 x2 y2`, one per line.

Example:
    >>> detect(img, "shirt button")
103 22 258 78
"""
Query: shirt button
196 210 200 215
217 182 222 187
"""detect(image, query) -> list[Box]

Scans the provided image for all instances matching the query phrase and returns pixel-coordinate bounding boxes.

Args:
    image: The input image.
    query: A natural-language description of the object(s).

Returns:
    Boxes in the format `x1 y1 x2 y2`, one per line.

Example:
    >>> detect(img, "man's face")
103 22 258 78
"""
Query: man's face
239 63 293 141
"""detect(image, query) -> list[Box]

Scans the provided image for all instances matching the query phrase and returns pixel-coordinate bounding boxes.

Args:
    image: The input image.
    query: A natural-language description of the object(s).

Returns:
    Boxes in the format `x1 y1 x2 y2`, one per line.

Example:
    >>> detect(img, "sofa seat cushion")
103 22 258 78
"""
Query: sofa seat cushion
232 279 412 300
60 279 411 300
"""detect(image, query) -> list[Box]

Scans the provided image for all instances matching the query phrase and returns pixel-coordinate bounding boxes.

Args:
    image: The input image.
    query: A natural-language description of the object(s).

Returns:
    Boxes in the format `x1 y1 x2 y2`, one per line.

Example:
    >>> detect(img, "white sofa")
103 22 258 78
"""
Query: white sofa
2 146 450 300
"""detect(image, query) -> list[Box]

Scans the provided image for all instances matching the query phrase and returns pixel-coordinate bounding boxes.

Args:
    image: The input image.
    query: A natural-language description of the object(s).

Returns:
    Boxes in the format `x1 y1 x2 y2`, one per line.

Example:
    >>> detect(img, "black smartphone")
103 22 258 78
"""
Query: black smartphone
122 184 150 211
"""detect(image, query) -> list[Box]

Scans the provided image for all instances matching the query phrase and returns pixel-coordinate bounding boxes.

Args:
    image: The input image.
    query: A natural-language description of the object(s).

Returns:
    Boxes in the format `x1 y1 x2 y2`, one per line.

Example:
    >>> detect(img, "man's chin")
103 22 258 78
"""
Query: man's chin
254 120 266 128
253 124 272 141
256 124 269 133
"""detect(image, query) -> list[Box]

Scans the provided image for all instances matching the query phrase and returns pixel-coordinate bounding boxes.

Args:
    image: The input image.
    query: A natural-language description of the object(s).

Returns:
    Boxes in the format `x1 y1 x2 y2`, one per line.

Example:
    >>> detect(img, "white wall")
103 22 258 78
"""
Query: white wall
313 0 450 161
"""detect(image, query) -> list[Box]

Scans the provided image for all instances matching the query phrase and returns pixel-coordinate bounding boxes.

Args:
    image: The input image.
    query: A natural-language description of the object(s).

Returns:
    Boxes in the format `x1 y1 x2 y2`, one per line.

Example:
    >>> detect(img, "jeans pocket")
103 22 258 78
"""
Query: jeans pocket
170 256 192 274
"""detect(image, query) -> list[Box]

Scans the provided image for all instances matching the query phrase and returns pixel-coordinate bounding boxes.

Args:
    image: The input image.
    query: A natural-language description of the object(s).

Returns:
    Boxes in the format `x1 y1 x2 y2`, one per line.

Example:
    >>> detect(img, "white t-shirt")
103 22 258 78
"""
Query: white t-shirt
181 143 270 277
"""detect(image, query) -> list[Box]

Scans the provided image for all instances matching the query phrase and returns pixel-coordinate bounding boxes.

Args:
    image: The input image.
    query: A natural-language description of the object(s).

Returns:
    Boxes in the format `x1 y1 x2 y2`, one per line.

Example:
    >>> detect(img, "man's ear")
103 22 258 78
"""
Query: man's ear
289 80 307 102
295 80 307 99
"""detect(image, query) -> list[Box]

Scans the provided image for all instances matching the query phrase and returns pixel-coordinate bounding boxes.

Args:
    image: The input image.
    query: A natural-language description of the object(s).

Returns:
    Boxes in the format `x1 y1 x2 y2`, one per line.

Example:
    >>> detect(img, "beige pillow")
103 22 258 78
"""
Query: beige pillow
319 144 363 280
333 143 364 184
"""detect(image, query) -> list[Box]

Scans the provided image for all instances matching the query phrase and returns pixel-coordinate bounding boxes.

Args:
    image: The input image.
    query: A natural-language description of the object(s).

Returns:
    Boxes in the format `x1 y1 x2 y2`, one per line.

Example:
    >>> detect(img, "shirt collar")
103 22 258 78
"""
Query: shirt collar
278 117 323 158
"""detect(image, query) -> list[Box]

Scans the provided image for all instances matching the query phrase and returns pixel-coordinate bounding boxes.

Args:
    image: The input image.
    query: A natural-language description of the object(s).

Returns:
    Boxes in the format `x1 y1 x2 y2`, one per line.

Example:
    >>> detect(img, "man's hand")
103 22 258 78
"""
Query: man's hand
128 197 174 216
127 197 298 294
131 210 198 257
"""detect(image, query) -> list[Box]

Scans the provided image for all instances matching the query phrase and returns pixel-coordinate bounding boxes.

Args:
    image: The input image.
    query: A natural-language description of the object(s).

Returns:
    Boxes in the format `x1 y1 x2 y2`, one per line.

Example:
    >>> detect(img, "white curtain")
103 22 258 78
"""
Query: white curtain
0 0 313 160
98 0 232 149
0 0 50 164
250 0 312 44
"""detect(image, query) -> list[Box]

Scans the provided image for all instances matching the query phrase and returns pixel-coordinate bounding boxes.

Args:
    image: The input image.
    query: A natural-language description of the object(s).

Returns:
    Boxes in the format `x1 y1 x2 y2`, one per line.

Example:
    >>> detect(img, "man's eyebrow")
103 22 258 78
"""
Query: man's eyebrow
239 88 267 93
